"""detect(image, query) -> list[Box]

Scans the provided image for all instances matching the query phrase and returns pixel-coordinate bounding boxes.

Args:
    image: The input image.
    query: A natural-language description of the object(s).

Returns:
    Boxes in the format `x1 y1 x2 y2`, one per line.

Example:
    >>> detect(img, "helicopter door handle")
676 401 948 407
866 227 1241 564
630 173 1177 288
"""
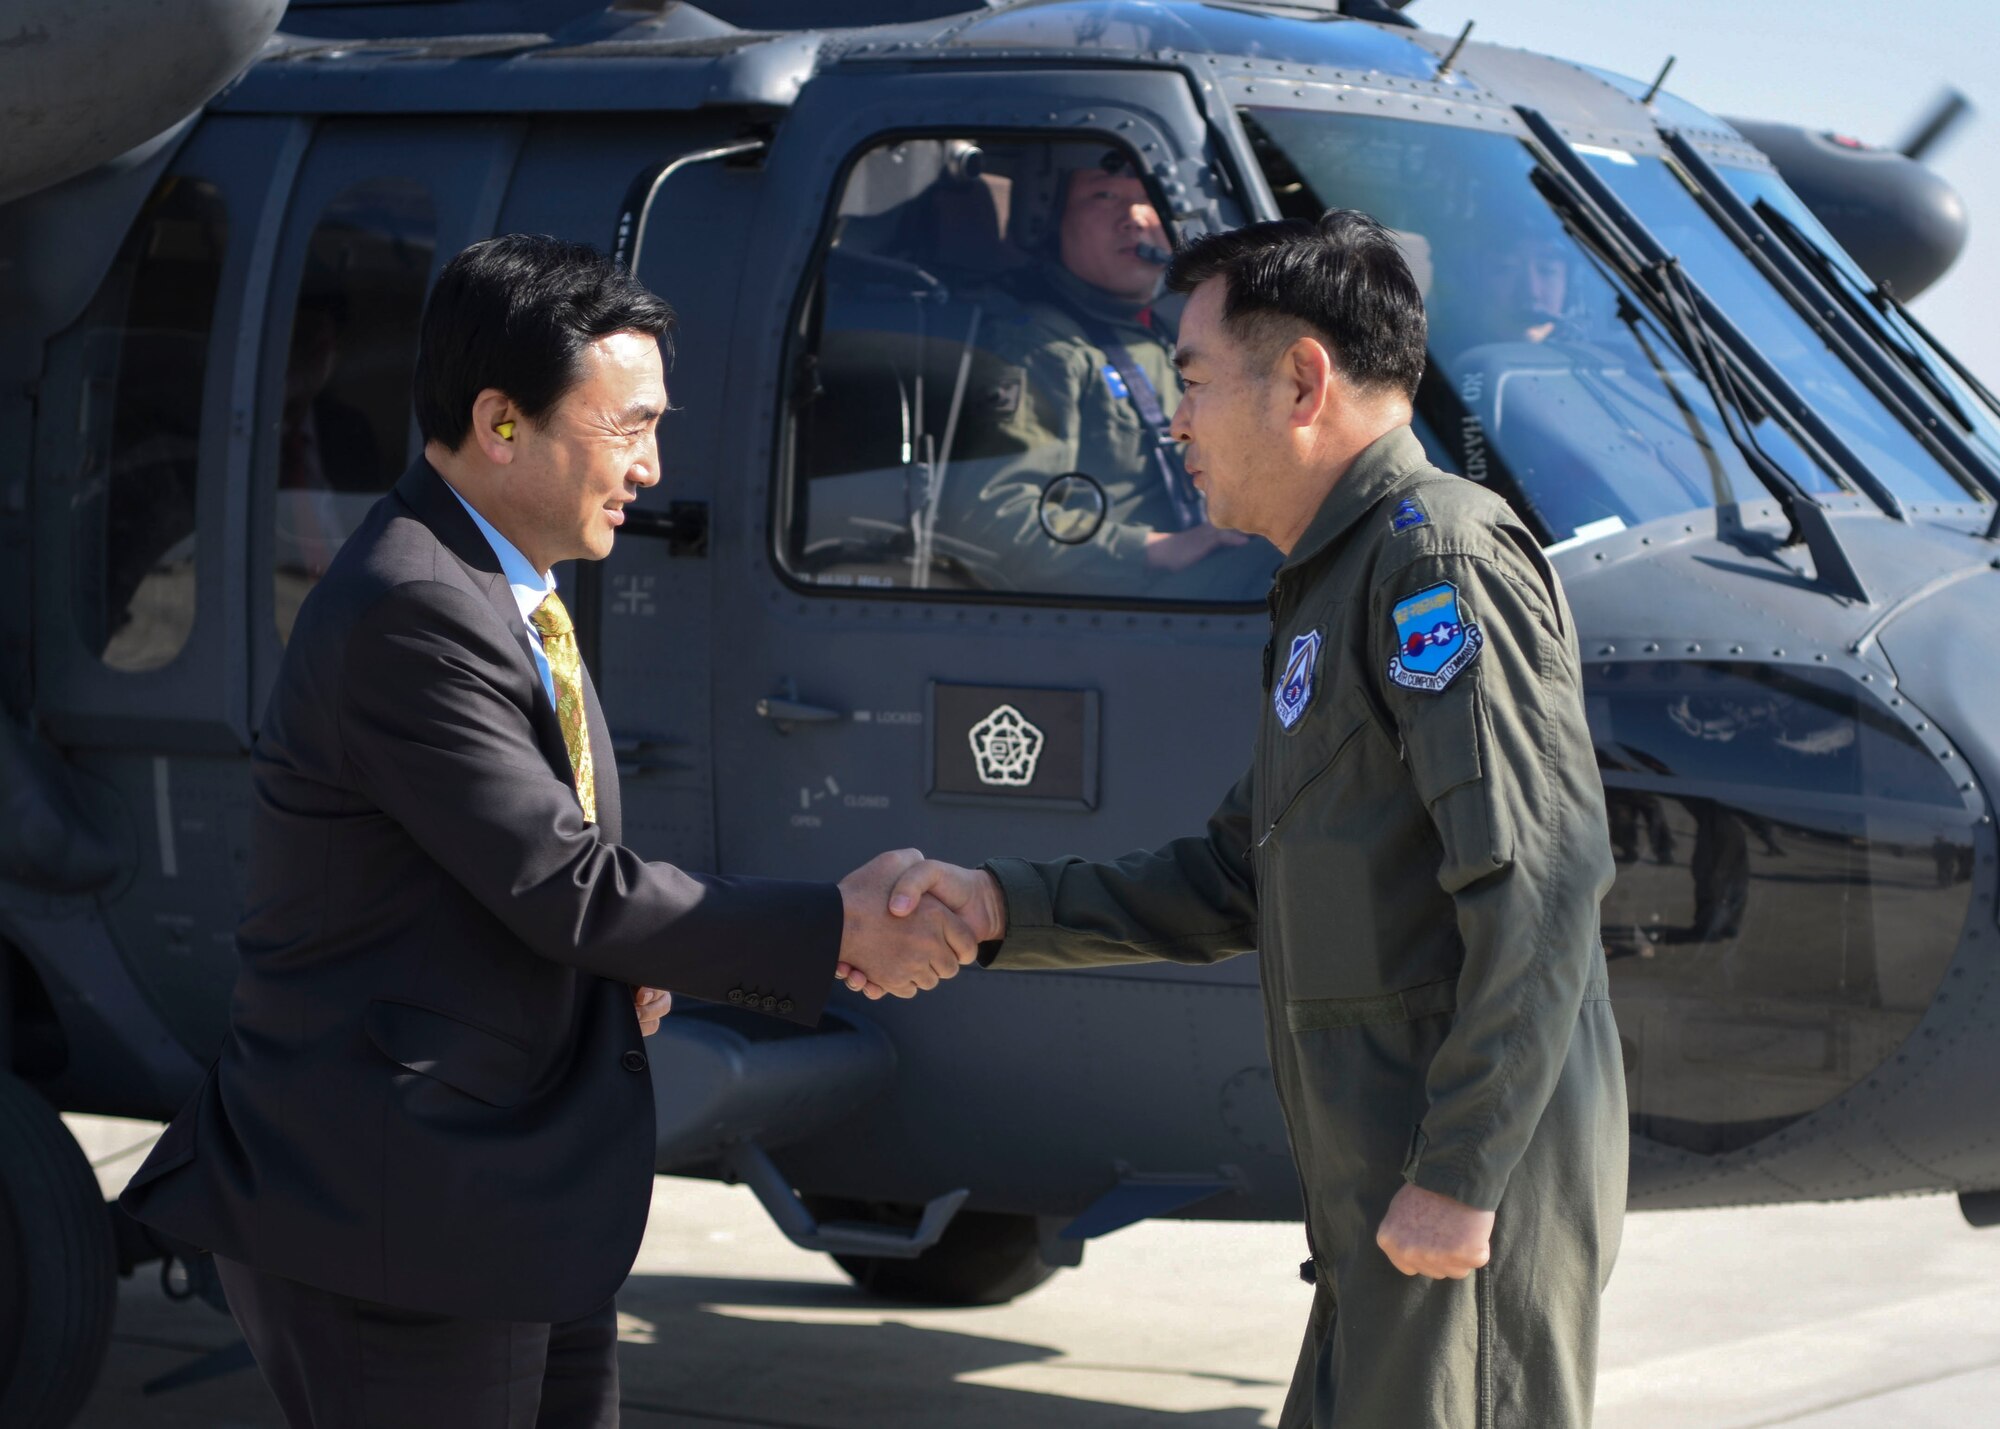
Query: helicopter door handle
755 697 845 726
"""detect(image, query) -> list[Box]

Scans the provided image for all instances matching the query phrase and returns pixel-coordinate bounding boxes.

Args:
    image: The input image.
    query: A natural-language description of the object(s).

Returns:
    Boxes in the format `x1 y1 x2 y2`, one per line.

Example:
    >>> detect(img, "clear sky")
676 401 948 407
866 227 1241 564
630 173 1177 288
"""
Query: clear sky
1414 0 1999 380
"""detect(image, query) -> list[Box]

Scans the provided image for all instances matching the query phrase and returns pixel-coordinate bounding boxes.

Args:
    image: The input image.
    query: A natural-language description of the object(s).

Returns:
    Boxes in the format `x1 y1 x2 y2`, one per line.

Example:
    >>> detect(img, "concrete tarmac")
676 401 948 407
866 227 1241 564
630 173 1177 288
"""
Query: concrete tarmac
65 1115 2000 1428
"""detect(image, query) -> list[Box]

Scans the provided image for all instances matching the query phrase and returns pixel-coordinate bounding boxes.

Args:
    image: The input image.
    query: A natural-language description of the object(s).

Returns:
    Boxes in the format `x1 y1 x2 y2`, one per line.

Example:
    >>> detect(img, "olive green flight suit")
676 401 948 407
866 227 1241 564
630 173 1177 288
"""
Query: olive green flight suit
983 426 1628 1427
944 263 1274 600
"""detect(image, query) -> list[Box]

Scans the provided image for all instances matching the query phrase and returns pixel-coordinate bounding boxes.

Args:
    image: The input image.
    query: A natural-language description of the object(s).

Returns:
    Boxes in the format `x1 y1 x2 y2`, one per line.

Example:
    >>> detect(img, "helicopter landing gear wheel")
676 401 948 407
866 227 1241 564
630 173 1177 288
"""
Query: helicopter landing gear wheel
0 1071 117 1429
809 1199 1060 1307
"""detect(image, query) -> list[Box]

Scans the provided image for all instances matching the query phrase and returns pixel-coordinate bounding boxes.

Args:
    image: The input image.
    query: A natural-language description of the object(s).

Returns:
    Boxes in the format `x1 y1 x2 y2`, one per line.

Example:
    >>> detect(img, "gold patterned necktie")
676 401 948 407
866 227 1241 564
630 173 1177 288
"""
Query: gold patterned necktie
528 591 597 825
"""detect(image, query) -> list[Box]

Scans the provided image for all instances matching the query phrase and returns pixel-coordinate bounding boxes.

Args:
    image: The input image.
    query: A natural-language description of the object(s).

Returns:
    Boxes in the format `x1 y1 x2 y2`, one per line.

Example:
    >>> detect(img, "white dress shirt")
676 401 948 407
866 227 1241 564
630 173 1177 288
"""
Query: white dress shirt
446 485 559 711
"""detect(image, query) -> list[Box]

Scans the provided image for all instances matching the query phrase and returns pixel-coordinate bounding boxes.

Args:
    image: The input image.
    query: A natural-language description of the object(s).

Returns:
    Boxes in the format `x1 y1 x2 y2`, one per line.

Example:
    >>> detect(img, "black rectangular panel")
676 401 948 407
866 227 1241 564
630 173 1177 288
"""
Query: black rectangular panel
928 683 1099 810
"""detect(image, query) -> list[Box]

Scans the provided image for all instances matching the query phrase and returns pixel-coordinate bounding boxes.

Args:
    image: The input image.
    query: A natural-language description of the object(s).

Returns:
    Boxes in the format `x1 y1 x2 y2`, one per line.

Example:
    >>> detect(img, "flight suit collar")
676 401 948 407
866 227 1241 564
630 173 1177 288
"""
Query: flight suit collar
1038 261 1163 338
1277 425 1430 576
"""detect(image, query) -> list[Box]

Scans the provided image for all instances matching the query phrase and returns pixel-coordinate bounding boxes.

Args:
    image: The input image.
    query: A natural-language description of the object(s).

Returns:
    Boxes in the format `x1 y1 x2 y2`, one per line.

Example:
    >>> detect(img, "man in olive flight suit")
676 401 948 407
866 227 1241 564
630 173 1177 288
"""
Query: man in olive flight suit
948 153 1273 599
858 212 1627 1426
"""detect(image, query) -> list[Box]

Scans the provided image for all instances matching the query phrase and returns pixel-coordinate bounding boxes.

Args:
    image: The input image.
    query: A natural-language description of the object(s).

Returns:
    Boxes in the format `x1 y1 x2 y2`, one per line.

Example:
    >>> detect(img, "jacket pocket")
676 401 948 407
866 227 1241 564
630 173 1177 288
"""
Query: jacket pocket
1262 694 1374 843
1403 679 1484 806
1406 678 1514 886
364 1000 536 1109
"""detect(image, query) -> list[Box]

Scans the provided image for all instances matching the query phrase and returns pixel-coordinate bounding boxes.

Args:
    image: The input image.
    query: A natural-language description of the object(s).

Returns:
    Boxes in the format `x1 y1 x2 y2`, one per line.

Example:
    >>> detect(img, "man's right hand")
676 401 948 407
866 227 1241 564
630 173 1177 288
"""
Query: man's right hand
837 859 1006 998
836 850 980 1000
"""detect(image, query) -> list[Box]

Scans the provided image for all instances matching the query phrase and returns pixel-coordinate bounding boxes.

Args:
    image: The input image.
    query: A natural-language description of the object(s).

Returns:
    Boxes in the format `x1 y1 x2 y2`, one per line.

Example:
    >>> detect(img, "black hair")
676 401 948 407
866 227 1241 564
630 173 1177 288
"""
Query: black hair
413 234 678 450
1165 209 1426 399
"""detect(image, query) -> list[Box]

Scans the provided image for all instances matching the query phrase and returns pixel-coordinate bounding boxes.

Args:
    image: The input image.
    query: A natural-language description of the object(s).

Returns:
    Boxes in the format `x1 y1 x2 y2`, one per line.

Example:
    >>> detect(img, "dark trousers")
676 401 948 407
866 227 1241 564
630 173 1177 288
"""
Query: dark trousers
215 1257 620 1429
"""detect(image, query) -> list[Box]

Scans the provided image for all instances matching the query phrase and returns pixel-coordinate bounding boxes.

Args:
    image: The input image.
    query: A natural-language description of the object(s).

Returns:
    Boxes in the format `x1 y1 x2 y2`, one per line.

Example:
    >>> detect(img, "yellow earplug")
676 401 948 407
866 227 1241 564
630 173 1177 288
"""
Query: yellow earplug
496 421 516 440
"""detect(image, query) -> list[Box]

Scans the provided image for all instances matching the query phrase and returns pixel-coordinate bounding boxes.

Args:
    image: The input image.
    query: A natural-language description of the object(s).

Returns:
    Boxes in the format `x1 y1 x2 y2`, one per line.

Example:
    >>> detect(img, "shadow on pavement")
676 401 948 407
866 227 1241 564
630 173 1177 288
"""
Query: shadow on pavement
83 1269 1279 1429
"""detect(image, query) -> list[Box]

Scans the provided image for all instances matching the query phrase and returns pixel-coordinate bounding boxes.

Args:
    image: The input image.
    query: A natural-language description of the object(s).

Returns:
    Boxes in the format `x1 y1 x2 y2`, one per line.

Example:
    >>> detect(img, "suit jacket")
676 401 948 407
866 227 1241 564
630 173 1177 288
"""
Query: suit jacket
121 457 841 1323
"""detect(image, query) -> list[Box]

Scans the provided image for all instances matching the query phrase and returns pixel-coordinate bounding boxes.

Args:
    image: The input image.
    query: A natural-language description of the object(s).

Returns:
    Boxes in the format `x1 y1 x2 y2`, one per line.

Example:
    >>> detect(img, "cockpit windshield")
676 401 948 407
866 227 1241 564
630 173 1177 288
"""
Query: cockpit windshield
1579 150 1978 507
1244 109 1846 547
1719 164 2000 473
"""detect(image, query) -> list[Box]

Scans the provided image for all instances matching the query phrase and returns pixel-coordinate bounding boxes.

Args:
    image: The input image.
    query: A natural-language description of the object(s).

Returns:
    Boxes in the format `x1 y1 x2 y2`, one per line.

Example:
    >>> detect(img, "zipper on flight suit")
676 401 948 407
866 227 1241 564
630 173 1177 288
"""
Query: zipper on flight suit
1251 581 1284 861
1254 569 1327 1283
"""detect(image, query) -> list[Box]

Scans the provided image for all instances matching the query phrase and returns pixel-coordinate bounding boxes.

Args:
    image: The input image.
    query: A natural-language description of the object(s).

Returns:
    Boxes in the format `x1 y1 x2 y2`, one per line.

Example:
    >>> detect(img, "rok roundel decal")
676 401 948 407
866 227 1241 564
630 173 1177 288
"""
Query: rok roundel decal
929 683 1098 808
1387 581 1483 692
968 704 1045 787
1273 629 1323 731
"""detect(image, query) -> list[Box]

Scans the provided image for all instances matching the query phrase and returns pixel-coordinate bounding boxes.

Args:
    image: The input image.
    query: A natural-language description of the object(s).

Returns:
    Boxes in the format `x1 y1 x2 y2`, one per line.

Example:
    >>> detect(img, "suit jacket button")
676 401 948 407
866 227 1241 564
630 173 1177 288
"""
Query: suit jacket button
778 999 794 1014
622 1050 648 1072
761 995 778 1012
728 988 746 1004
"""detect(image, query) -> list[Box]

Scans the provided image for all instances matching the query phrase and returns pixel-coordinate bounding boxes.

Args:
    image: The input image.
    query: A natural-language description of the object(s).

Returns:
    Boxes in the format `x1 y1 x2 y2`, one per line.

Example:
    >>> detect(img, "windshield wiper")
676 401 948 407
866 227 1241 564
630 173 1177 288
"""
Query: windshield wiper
1866 280 2000 422
1609 292 1737 512
1751 196 1971 430
1522 136 1872 601
1743 184 2000 425
1656 130 2000 530
1518 108 1905 528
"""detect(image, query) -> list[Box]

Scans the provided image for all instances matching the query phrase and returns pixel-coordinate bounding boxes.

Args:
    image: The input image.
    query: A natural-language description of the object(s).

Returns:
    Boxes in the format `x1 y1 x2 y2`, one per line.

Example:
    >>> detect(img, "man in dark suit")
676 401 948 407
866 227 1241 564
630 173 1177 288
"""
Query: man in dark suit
119 235 973 1428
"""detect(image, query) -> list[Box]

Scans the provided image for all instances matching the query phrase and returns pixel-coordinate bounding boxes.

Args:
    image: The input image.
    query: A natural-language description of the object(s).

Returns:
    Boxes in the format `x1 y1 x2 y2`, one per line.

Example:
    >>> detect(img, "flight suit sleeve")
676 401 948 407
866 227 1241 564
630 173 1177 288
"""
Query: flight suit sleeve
947 337 1160 589
980 769 1258 969
1370 540 1615 1211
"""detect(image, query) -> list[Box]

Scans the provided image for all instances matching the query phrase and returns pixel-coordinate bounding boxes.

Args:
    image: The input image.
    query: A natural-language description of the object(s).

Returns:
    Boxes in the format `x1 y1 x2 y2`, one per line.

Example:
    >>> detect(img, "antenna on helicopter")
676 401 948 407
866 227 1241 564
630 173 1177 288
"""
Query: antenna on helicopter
1641 55 1677 107
1435 21 1474 78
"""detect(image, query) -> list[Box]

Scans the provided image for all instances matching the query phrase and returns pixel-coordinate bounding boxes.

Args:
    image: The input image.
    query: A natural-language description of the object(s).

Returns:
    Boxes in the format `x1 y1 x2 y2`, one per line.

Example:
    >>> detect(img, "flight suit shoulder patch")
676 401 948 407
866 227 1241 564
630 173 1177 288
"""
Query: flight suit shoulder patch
1386 580 1484 693
1389 496 1428 534
1273 627 1324 731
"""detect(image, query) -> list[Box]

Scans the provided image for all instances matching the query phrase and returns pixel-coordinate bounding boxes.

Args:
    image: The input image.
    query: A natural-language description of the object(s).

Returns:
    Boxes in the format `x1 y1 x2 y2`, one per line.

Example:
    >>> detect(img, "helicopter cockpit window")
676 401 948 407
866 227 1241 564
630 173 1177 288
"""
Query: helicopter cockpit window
1580 150 1978 507
779 136 1278 601
69 176 227 672
1242 109 1849 547
273 178 435 644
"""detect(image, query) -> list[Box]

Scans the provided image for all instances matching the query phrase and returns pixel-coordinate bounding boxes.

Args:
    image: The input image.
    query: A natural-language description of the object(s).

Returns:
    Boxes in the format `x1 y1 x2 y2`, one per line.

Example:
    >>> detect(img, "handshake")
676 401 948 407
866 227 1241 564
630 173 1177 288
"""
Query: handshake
831 848 1009 1000
632 849 997 1035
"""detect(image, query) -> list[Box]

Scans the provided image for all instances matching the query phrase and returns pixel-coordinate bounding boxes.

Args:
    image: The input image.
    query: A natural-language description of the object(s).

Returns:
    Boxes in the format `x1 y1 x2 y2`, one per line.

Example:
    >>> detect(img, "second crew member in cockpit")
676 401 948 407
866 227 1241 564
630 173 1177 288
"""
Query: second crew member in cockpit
949 151 1275 598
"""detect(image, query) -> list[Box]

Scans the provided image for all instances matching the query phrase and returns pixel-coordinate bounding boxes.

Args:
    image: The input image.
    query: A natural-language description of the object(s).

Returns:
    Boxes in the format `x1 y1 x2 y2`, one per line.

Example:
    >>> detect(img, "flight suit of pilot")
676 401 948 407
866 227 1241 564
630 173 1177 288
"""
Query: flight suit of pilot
949 262 1271 599
982 426 1628 1427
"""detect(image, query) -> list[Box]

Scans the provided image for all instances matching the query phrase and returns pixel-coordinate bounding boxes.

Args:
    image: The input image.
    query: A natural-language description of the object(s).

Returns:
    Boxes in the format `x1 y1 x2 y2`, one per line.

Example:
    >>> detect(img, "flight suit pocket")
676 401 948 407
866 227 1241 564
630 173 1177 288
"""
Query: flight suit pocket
364 1000 536 1108
1260 690 1398 1002
1403 680 1483 805
1403 679 1514 887
1263 692 1373 838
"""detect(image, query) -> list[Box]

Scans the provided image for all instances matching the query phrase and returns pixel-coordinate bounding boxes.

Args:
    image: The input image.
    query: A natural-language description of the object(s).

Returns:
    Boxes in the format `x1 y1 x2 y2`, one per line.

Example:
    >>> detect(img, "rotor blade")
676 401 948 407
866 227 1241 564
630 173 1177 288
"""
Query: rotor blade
1899 87 1973 162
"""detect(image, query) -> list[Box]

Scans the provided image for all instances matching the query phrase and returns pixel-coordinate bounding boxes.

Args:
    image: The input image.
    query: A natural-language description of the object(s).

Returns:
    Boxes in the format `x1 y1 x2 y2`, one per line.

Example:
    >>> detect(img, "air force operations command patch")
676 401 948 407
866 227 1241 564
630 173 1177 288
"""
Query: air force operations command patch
1387 581 1484 692
1274 629 1323 730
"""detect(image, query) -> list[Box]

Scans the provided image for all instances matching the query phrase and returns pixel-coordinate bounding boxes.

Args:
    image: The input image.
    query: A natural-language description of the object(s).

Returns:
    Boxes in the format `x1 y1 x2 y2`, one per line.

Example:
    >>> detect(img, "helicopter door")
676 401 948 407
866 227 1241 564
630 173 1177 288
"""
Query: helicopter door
248 118 524 728
24 116 305 1060
710 70 1274 937
531 123 772 874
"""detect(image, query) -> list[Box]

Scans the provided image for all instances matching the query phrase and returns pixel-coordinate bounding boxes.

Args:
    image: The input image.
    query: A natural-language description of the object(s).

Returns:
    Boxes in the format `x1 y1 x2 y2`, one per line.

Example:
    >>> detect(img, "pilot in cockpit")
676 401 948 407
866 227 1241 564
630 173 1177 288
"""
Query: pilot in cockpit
943 148 1276 598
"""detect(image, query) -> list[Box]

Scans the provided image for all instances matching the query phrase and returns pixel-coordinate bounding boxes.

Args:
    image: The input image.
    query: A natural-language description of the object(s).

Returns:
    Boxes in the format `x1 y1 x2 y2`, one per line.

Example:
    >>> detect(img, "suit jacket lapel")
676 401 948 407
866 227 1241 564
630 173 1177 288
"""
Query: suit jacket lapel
392 458 575 787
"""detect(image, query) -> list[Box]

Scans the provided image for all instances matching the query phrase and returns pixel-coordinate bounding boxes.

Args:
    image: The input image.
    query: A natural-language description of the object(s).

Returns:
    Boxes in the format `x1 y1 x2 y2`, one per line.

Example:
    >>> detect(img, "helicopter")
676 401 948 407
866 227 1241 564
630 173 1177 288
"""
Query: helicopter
4 1 1999 1425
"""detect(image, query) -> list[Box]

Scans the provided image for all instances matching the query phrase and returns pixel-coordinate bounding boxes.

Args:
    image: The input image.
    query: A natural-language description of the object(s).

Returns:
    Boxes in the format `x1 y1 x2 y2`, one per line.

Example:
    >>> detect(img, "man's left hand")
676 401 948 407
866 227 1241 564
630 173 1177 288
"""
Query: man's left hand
634 986 672 1037
1142 522 1249 574
1376 1182 1494 1279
